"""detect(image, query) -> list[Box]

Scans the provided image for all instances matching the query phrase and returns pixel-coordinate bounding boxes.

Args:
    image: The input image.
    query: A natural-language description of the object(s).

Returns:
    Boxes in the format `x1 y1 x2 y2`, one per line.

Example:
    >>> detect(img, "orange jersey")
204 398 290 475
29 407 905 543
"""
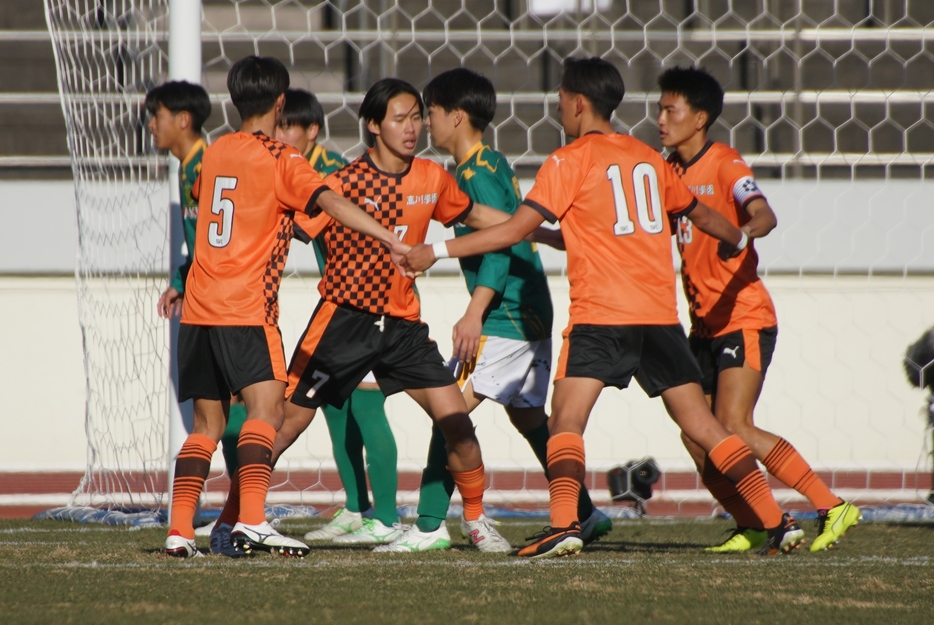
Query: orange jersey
524 132 697 326
306 152 473 321
182 131 329 327
669 141 777 337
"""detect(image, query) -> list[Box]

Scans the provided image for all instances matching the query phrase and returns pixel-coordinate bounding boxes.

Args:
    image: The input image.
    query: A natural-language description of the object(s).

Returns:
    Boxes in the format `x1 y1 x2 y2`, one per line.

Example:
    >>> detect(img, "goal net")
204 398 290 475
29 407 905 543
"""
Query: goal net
46 0 934 521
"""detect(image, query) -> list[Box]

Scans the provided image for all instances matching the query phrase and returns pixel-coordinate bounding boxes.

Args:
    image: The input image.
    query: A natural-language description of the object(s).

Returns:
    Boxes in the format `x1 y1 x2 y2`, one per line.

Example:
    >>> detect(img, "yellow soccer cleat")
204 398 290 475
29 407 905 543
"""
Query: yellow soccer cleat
810 501 861 552
705 527 767 553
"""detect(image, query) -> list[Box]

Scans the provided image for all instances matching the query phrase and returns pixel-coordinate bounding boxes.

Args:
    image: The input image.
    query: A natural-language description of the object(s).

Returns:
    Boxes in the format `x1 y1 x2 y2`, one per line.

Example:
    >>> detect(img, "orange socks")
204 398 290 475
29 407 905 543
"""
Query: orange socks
237 420 276 526
547 432 586 529
168 433 217 539
708 435 783 529
451 464 485 521
216 468 240 528
762 438 842 511
700 457 763 530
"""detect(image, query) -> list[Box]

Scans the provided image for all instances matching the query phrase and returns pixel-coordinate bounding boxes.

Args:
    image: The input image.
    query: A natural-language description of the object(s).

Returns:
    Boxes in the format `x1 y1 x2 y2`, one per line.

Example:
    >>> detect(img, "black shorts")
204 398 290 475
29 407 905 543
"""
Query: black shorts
178 324 287 402
287 301 455 409
689 326 778 395
556 324 702 397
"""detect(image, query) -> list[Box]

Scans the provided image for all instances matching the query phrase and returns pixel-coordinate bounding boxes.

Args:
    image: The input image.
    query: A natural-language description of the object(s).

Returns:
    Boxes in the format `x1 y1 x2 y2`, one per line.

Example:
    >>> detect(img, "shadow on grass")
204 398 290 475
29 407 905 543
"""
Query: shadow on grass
582 539 708 553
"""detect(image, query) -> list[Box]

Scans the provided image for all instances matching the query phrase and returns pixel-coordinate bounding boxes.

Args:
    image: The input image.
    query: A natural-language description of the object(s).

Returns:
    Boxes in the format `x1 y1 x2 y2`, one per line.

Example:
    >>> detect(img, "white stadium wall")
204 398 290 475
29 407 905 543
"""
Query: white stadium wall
2 179 933 508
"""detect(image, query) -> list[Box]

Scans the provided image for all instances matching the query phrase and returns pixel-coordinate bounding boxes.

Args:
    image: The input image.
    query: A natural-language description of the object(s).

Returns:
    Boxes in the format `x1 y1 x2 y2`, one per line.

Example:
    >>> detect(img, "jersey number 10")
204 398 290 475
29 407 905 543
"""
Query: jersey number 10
606 163 664 236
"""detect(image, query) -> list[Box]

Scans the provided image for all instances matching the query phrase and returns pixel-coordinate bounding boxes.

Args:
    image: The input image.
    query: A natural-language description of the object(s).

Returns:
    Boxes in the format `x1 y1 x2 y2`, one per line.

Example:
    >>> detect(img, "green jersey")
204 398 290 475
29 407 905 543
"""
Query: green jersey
171 139 206 294
307 144 348 273
454 142 552 341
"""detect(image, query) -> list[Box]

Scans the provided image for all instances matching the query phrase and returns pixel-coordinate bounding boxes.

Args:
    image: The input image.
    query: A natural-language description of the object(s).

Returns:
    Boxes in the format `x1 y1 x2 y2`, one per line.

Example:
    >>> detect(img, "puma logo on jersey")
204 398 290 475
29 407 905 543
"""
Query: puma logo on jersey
290 154 304 159
722 346 740 359
552 155 564 167
363 198 381 209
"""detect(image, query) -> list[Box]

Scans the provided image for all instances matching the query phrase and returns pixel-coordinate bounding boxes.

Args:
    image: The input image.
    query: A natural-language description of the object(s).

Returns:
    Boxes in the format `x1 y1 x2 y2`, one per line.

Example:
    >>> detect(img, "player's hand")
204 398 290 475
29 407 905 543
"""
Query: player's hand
387 239 420 279
402 243 439 273
157 286 183 319
528 226 565 250
717 227 749 261
452 313 483 364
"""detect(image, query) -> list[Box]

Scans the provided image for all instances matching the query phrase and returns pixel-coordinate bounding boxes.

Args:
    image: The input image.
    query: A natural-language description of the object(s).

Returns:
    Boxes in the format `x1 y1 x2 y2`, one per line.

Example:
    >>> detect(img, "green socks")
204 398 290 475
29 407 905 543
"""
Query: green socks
415 423 454 533
220 402 247 476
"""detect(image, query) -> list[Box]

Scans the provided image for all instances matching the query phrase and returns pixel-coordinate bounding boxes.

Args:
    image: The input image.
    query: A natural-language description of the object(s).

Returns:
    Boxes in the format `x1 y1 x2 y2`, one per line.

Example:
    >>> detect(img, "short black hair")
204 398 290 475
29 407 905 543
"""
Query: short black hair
560 57 625 121
422 68 496 132
227 55 290 121
358 78 424 146
281 89 325 129
657 66 724 131
905 327 934 391
144 81 211 132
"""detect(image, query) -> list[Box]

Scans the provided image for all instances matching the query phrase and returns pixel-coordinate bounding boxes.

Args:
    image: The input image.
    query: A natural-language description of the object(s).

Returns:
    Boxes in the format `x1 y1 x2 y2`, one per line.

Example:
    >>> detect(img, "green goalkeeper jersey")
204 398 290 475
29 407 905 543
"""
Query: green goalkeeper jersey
305 144 348 272
170 139 206 294
454 141 552 342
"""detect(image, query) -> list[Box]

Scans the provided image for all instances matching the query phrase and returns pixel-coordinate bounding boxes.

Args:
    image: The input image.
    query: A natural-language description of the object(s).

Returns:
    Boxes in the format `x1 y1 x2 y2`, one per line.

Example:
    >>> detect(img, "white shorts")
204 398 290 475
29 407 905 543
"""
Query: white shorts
449 336 552 408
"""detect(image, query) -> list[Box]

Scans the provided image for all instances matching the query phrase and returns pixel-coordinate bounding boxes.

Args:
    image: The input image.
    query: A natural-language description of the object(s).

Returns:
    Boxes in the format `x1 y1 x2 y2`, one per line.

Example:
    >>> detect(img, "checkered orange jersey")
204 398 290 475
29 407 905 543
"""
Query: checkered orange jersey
309 152 473 321
523 132 698 326
668 141 777 338
181 131 329 327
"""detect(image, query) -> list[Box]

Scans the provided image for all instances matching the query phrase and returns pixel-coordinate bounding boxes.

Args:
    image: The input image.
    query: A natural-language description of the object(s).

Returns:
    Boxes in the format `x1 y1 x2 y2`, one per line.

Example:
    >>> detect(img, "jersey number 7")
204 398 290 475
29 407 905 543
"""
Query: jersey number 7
607 163 663 237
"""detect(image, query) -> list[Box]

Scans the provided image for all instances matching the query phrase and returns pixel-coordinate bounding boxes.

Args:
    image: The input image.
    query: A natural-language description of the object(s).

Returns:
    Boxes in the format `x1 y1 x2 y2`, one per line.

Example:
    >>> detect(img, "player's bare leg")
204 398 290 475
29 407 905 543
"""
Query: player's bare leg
713 365 851 551
166 397 230 556
661 382 799 554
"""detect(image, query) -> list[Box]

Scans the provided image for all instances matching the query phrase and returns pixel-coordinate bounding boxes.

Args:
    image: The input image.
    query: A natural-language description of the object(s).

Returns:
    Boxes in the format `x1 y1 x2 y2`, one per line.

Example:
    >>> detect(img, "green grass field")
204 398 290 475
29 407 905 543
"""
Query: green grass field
1 517 931 625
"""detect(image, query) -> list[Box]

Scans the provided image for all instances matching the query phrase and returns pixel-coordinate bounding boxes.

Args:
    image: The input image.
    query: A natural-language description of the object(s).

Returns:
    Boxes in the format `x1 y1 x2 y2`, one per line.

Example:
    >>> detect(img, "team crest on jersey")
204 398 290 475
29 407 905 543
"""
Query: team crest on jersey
407 193 439 205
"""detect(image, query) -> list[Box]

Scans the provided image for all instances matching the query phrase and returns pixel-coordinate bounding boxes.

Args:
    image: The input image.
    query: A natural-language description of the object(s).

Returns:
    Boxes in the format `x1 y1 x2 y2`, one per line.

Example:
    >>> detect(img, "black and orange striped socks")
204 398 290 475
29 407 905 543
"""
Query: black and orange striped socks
547 432 586 529
700 456 763 530
451 464 485 521
237 420 276 526
168 433 217 539
762 438 842 511
708 435 783 529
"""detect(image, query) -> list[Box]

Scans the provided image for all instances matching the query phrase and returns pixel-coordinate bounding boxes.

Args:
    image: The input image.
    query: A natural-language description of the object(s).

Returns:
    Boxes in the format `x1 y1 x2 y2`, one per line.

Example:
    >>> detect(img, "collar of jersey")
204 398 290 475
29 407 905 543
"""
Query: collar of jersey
458 141 487 169
673 139 714 172
181 138 206 167
363 150 412 177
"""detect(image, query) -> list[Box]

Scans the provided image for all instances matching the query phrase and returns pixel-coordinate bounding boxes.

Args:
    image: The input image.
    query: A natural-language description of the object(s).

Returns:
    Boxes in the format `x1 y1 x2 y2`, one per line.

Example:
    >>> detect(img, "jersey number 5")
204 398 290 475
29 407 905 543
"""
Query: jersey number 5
209 176 238 248
607 163 663 236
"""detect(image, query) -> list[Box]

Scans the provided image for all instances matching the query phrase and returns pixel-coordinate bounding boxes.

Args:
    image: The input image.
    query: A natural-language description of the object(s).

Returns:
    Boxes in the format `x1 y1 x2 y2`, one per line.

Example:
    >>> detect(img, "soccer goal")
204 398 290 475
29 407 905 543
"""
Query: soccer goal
44 0 934 522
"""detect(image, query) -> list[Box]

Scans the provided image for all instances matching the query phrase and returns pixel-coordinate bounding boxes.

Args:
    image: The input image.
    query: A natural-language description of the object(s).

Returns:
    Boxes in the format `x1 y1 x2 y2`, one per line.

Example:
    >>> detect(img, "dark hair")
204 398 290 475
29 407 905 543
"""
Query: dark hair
423 68 496 132
657 66 724 131
144 81 211 132
905 327 934 391
358 78 424 145
227 55 290 121
281 88 324 129
560 57 625 121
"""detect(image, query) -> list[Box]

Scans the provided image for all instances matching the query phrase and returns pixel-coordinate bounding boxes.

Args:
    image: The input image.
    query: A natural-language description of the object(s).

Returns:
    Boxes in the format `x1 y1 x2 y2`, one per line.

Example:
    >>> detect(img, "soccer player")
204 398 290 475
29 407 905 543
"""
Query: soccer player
375 68 609 553
657 66 860 553
272 77 521 549
145 81 248 555
275 89 400 542
402 57 798 559
164 56 407 558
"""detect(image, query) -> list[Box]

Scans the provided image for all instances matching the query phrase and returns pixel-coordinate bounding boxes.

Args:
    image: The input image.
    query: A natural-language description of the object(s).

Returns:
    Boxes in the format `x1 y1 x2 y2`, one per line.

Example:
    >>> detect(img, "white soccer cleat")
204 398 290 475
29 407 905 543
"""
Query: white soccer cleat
165 533 203 558
209 522 245 558
230 520 310 557
332 518 406 544
304 508 365 541
461 514 512 553
372 524 453 553
194 520 215 537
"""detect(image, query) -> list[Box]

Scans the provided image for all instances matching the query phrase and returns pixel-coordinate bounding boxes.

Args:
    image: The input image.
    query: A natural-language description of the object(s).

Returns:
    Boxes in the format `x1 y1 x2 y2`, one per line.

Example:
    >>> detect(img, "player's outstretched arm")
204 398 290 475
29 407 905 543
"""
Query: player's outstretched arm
686 201 745 259
316 189 408 256
403 204 545 273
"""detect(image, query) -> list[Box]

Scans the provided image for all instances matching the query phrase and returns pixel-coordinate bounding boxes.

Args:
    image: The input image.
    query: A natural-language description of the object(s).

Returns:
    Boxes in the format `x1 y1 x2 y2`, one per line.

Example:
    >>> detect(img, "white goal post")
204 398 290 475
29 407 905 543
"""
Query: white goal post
44 0 934 520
